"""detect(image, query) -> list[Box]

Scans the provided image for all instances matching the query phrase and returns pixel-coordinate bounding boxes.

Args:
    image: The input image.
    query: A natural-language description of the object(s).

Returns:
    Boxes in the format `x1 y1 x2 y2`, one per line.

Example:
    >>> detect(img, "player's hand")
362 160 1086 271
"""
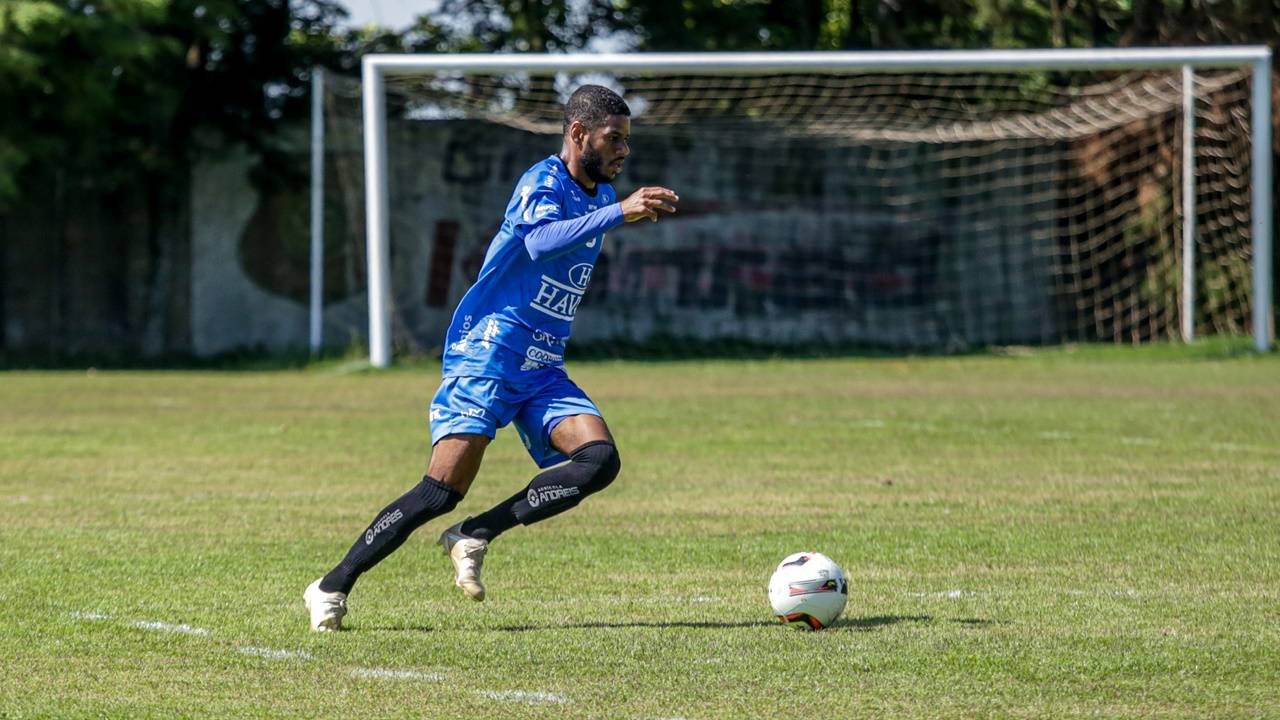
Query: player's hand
620 187 679 223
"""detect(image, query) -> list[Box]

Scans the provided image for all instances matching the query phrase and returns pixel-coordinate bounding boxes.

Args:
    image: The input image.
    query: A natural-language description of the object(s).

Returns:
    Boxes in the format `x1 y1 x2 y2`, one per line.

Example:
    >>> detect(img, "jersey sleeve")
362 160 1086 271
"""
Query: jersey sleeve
524 204 624 262
510 171 565 237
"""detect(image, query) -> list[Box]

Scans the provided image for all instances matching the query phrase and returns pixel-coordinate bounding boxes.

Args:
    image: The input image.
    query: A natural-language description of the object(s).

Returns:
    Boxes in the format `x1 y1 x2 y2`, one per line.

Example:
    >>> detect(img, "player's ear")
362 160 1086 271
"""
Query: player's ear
568 120 588 149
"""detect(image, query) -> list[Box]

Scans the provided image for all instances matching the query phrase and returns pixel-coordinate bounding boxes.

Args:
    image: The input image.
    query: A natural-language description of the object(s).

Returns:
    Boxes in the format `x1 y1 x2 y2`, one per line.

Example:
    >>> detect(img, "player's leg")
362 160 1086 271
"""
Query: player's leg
318 435 487 593
438 414 617 603
304 435 487 630
305 377 511 630
455 374 620 544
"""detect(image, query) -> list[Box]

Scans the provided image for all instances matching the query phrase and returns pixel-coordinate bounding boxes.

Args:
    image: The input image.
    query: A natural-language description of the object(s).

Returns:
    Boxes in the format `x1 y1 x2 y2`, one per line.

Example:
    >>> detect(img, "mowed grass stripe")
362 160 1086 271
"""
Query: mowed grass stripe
1 350 1277 718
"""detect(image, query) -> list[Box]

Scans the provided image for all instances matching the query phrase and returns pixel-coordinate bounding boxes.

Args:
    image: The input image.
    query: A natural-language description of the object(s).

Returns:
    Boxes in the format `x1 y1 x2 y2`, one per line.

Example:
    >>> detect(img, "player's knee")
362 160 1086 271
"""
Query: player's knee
407 475 463 519
513 441 619 526
573 440 620 495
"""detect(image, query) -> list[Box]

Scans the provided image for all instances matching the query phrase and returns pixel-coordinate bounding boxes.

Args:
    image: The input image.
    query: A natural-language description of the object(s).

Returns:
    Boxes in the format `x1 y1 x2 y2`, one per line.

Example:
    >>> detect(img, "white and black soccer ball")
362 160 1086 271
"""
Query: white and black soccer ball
768 552 849 630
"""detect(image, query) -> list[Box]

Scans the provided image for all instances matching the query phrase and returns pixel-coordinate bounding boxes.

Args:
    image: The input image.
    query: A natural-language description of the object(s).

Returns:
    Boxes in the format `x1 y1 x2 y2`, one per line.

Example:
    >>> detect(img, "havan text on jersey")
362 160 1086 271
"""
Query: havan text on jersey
530 262 593 322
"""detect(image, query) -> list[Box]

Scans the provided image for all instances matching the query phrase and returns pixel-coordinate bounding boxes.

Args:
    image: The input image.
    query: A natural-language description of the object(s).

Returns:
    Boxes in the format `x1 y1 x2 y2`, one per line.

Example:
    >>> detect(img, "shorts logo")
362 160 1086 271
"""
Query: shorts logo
365 508 404 545
431 406 484 420
526 484 579 509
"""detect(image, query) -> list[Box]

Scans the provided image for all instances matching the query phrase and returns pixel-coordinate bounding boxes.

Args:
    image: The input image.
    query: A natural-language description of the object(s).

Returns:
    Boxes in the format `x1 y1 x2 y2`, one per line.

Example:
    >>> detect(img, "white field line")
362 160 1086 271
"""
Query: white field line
351 668 443 681
1065 589 1141 597
130 620 210 636
907 589 976 599
476 690 568 705
1210 441 1280 454
1119 436 1159 446
1037 431 1072 440
68 611 111 621
239 646 314 661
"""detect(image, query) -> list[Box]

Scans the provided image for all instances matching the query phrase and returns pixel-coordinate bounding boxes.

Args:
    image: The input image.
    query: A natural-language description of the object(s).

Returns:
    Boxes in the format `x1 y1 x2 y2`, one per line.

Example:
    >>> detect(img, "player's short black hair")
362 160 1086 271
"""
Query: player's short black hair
563 85 630 134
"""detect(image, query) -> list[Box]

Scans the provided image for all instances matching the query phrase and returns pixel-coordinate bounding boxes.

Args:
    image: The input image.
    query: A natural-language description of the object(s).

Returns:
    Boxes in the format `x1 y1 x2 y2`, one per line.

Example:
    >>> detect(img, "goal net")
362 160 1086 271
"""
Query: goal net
317 51 1272 363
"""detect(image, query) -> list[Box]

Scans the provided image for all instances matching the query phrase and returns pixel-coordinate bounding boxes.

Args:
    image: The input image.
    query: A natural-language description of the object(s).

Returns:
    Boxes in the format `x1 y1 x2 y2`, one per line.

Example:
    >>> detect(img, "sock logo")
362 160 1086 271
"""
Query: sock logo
526 484 580 509
365 508 404 545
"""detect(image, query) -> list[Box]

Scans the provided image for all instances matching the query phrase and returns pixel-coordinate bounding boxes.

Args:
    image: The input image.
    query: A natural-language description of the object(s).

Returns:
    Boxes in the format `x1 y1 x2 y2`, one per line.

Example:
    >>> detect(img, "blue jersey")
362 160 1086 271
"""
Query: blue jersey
442 155 618 379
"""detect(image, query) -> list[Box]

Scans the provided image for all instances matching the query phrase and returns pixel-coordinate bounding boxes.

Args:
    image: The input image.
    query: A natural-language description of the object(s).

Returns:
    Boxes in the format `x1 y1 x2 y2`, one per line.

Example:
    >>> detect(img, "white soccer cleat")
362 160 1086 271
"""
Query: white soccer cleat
439 521 487 601
303 578 347 632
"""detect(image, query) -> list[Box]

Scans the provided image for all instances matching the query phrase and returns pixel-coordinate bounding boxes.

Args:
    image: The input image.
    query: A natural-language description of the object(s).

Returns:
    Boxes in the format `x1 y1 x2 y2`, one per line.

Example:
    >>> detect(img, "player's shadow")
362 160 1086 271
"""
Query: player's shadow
367 620 777 633
369 616 994 634
495 620 776 632
828 614 933 631
828 615 998 631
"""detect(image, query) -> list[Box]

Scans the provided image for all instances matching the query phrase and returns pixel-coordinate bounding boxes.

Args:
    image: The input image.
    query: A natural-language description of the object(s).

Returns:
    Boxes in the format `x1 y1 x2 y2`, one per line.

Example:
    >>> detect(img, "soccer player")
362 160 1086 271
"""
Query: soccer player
304 85 679 631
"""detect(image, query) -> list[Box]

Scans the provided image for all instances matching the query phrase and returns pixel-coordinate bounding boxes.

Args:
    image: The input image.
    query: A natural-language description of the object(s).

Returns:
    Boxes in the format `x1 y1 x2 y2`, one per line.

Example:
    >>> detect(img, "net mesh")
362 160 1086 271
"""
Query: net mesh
319 66 1256 353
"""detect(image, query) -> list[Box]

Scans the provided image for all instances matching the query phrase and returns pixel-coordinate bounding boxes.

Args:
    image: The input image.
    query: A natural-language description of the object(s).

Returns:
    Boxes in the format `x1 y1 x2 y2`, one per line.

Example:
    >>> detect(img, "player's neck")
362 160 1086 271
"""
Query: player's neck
556 151 597 192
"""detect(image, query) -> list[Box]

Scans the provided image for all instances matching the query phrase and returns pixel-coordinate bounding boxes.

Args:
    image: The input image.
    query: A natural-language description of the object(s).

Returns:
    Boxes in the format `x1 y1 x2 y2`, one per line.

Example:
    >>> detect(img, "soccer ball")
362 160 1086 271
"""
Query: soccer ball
768 552 848 630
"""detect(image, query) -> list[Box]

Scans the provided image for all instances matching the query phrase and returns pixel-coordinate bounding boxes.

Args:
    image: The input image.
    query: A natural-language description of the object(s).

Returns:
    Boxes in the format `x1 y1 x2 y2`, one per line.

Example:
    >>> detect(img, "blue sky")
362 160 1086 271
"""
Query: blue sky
338 0 436 30
334 0 632 51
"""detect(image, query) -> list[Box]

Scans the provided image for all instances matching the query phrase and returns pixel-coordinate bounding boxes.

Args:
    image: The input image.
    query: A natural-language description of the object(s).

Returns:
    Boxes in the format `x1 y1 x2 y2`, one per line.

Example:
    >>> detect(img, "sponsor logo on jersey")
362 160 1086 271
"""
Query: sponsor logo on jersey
525 346 563 365
530 274 586 321
568 263 593 290
518 185 533 221
530 329 565 347
480 318 499 349
365 508 404 545
533 201 557 219
521 345 563 372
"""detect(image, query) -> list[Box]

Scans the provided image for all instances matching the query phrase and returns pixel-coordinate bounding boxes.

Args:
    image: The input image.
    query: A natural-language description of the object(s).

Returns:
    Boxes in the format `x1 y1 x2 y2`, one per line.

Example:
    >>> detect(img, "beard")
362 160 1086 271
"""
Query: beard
581 145 615 184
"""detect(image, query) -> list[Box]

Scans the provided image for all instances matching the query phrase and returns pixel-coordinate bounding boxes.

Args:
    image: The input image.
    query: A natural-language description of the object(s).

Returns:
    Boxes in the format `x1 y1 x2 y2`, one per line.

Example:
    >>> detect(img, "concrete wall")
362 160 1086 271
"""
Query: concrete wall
188 120 1064 356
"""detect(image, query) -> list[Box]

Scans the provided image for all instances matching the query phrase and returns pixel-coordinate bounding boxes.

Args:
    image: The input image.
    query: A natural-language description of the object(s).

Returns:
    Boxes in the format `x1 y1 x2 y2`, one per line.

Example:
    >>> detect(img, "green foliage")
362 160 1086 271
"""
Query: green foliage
600 0 1138 51
436 0 1274 53
0 0 356 207
1 0 1274 208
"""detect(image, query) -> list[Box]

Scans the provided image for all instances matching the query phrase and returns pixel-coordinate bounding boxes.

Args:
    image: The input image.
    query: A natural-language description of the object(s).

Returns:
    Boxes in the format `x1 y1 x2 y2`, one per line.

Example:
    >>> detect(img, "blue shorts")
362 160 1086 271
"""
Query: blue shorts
429 366 601 468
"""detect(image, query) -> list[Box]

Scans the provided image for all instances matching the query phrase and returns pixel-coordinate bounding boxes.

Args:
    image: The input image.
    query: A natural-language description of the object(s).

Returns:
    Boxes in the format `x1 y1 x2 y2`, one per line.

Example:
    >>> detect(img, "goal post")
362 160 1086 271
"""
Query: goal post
358 47 1273 368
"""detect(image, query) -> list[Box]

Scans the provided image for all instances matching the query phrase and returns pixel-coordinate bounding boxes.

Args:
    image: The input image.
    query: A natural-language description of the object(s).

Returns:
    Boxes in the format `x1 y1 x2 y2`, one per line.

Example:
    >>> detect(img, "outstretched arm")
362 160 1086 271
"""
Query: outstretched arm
524 186 680 262
525 204 625 262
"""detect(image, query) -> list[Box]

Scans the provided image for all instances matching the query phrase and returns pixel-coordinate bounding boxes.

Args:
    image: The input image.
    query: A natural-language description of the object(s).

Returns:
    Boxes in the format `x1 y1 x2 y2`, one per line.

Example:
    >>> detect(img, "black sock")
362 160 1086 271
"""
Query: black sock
459 489 523 541
319 476 462 594
459 441 620 543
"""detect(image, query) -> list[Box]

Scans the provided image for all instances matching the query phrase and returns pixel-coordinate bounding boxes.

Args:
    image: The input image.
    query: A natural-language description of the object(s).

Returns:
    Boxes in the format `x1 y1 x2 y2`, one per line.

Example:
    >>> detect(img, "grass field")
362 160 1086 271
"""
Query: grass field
2 346 1278 718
